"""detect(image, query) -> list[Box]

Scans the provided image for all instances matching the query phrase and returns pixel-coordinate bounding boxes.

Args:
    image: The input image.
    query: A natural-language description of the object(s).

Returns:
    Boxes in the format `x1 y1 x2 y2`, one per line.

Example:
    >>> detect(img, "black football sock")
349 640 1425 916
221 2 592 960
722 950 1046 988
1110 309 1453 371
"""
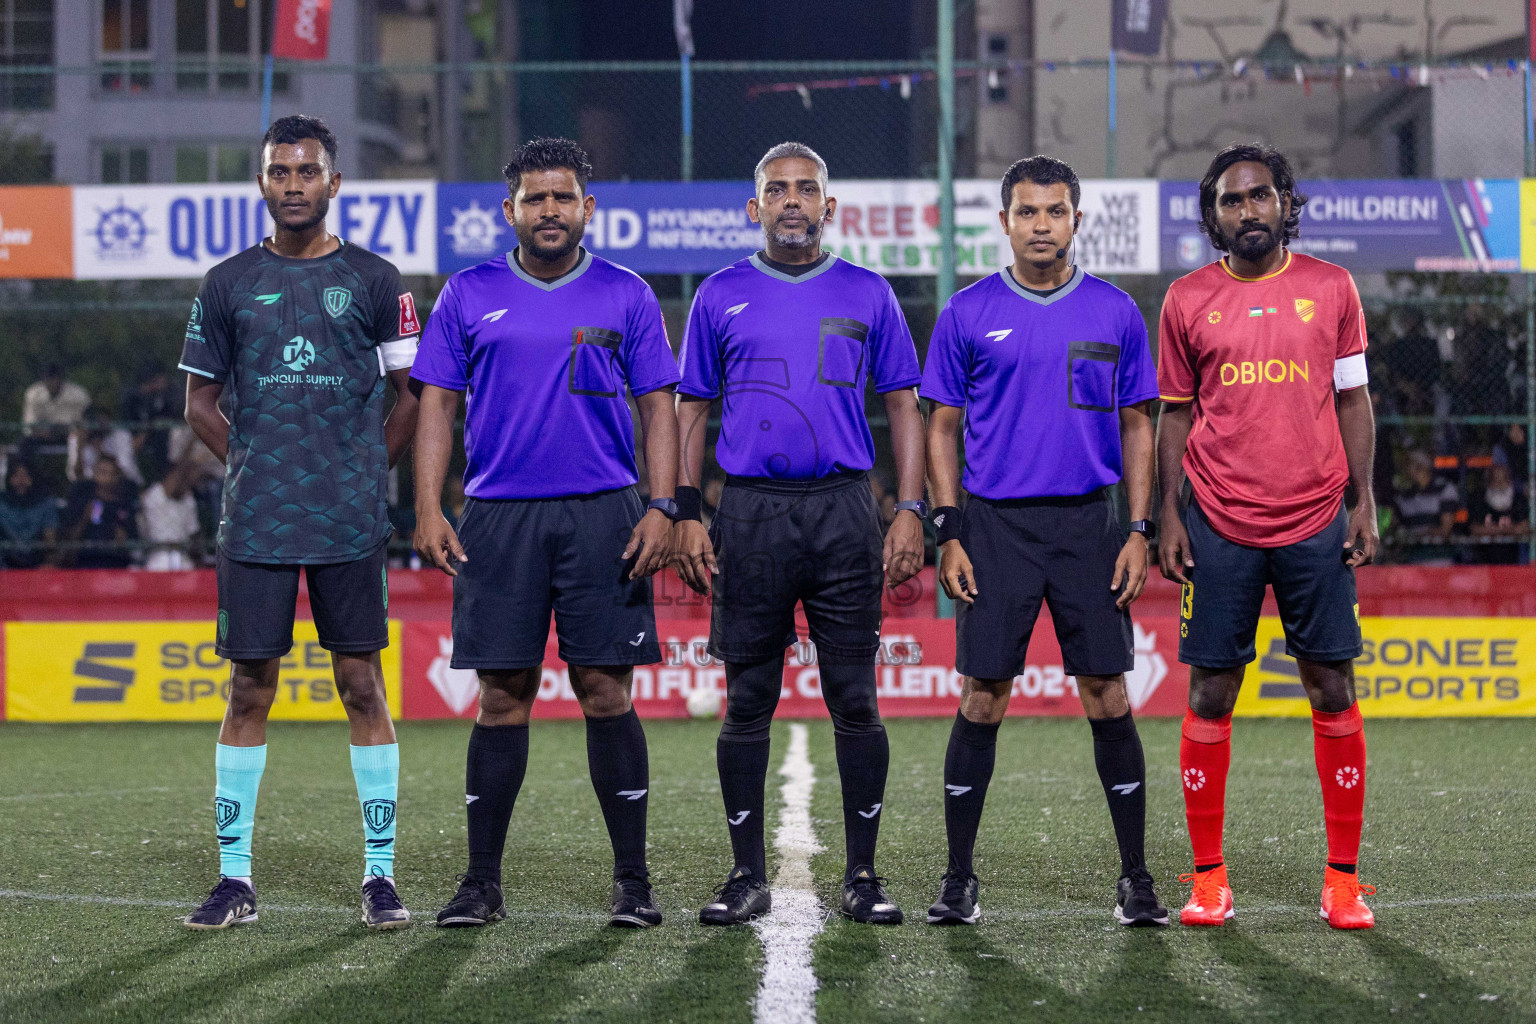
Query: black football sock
585 707 650 880
944 710 1000 876
465 722 529 884
834 727 889 878
1090 710 1149 878
716 734 771 880
1328 862 1357 874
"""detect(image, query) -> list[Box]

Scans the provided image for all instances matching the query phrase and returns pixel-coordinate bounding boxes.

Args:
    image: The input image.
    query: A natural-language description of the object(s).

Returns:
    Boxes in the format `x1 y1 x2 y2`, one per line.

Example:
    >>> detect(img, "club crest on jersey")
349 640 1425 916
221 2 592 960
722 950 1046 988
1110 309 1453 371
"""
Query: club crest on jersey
363 799 396 833
323 287 352 319
215 797 240 830
1295 298 1316 323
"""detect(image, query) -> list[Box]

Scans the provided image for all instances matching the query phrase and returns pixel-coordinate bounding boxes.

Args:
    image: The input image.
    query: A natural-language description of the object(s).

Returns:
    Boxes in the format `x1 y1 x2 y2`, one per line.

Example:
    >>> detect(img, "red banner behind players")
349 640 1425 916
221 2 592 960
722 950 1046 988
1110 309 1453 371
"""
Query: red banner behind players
271 0 331 61
400 616 1189 721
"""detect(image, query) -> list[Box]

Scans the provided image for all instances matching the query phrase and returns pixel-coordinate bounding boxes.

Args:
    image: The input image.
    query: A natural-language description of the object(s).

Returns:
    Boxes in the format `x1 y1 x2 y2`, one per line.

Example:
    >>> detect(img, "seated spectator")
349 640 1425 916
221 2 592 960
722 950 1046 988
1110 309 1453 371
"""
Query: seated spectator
69 407 143 487
62 457 139 569
1467 448 1528 565
121 363 184 483
1393 450 1458 565
1381 312 1439 416
0 462 58 568
22 362 91 441
139 459 201 571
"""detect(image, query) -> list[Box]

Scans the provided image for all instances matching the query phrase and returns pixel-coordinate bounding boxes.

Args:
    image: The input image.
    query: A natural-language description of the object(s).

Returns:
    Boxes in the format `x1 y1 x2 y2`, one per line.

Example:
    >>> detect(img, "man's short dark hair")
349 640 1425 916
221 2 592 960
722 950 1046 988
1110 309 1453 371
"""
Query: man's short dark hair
503 138 593 197
261 114 339 173
1000 156 1080 212
1198 143 1308 251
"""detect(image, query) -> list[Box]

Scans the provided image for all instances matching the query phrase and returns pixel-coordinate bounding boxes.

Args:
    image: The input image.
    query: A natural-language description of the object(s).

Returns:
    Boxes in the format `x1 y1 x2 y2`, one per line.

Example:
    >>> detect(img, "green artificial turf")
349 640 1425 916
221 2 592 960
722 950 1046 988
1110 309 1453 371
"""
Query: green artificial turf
0 718 1531 1023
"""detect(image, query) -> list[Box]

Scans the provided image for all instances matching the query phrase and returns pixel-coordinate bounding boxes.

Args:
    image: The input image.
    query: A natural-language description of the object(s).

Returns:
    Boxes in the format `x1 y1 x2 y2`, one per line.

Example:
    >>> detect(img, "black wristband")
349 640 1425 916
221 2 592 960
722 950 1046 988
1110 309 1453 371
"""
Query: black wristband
675 486 703 522
932 505 962 545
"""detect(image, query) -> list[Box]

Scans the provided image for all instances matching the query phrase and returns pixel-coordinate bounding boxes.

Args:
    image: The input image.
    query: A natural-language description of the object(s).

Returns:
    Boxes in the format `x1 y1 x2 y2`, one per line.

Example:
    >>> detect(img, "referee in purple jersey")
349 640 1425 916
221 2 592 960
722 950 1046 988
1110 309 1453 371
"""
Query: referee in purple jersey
411 139 681 929
921 156 1168 927
674 143 927 926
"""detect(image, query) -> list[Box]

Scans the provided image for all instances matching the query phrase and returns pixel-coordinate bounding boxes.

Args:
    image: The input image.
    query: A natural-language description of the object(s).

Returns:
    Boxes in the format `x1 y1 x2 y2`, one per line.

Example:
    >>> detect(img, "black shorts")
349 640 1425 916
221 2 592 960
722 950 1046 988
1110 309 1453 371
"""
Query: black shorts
1178 498 1363 669
215 541 389 660
954 490 1134 679
709 472 883 664
451 488 662 670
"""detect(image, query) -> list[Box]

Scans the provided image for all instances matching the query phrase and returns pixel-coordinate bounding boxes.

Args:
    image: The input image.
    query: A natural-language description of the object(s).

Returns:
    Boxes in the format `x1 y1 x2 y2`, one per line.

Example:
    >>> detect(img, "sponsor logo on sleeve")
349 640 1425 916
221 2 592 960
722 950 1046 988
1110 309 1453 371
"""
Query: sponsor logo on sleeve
398 292 421 336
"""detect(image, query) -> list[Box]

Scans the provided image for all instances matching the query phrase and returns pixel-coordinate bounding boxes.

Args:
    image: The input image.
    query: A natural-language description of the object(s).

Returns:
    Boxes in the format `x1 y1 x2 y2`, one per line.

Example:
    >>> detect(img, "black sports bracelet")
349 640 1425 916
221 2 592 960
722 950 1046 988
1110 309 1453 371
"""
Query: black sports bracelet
932 505 962 545
675 486 704 522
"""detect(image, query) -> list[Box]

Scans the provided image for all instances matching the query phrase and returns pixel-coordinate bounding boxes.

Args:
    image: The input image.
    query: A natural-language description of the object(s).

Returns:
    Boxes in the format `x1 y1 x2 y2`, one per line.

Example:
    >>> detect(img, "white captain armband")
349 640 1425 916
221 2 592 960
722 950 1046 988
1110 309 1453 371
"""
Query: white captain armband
1333 352 1368 392
378 338 419 372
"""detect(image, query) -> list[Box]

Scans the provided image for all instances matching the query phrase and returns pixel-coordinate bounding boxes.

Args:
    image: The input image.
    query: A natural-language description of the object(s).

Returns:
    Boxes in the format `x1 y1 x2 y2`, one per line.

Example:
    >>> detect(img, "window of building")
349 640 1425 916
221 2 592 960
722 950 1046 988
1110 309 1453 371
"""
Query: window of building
0 0 53 110
100 0 151 92
176 0 285 94
101 144 149 183
175 143 253 182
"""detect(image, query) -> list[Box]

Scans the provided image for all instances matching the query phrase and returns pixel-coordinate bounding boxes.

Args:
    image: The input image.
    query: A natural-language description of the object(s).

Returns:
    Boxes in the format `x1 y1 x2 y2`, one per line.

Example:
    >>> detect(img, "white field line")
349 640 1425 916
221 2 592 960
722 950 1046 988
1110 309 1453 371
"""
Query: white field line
752 722 825 1024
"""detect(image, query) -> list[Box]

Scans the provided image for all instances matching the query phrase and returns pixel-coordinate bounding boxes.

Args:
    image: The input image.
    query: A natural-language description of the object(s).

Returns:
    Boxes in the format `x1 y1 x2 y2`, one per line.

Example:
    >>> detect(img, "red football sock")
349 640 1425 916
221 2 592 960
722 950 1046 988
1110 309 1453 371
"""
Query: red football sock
1180 709 1232 868
1312 704 1366 867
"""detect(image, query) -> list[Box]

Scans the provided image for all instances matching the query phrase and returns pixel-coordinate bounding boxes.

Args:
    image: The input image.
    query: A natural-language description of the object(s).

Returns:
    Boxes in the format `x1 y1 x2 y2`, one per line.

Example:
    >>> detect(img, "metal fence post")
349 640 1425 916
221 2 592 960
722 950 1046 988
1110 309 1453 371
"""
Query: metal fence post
937 0 956 315
681 53 695 300
1526 59 1534 562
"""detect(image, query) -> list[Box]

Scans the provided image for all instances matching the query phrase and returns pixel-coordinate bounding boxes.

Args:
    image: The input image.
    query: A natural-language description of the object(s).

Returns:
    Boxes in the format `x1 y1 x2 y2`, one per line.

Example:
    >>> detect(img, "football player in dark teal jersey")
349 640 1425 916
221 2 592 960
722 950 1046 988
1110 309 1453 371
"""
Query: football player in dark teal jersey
179 116 421 932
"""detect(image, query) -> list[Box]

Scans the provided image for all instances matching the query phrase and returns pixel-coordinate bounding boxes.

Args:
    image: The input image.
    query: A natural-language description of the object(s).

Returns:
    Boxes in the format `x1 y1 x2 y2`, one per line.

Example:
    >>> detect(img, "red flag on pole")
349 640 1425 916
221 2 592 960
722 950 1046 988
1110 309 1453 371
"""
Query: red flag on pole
272 0 332 61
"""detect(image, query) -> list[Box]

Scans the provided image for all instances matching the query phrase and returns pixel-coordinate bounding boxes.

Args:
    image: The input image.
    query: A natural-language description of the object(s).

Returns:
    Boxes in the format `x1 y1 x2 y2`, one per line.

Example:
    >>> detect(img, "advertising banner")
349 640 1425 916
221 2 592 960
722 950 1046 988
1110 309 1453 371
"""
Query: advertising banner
1162 178 1524 274
4 621 402 722
824 178 1161 277
271 0 331 61
1232 617 1536 717
437 181 760 276
72 180 437 280
0 186 73 279
401 616 1186 720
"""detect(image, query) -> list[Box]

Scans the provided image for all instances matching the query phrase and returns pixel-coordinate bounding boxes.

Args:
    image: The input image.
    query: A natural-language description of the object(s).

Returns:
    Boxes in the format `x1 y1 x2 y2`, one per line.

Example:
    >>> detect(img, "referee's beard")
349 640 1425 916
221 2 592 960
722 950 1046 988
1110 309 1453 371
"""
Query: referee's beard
517 217 585 265
766 210 826 251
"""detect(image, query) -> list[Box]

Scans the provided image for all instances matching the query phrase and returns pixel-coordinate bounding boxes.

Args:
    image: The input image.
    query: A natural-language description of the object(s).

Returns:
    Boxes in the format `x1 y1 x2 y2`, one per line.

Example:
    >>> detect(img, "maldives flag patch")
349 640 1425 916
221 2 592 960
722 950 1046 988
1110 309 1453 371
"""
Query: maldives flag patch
398 293 421 336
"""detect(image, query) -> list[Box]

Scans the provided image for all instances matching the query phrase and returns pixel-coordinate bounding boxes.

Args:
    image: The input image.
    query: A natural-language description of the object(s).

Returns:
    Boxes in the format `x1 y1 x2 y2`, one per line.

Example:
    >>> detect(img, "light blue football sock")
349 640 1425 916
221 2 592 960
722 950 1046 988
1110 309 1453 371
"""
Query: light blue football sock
351 743 400 880
214 743 267 878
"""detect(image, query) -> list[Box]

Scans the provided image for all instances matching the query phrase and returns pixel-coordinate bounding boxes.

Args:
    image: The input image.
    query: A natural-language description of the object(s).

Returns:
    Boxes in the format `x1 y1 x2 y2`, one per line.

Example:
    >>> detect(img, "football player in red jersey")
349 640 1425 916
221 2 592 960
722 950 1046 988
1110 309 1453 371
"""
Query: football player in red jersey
1156 143 1378 929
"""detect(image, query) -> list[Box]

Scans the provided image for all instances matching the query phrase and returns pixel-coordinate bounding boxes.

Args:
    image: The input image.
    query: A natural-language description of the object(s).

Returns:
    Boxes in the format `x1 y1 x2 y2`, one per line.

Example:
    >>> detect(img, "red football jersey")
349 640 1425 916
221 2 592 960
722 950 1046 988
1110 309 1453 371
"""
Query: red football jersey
1158 251 1368 548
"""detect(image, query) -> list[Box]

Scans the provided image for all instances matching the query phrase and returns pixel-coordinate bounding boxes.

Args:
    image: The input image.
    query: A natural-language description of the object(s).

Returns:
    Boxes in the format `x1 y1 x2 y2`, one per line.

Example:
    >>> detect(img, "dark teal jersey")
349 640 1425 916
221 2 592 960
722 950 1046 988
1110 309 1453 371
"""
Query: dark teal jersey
179 241 420 564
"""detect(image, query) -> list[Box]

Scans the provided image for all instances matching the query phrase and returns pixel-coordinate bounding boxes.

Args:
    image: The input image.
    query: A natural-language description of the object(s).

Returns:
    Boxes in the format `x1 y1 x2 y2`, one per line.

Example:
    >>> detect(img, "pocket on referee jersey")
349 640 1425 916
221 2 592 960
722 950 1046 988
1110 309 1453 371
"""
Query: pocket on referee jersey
1067 341 1120 412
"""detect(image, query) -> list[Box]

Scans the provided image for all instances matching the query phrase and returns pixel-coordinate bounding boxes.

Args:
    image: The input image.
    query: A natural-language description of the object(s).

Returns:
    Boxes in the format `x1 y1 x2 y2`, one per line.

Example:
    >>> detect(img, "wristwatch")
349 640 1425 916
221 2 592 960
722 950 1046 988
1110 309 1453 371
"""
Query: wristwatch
1128 519 1156 541
895 500 929 520
648 497 680 521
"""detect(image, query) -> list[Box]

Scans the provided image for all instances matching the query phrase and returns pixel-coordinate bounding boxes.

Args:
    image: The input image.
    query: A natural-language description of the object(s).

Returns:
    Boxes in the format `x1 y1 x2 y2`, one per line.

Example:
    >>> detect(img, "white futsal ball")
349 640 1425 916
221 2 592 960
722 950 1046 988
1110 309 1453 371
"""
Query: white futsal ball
686 686 724 720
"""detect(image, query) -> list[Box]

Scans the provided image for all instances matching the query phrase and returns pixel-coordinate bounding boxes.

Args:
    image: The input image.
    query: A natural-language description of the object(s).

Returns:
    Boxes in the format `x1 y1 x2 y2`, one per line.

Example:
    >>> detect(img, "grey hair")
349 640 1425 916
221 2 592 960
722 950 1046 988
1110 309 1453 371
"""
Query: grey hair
753 142 828 196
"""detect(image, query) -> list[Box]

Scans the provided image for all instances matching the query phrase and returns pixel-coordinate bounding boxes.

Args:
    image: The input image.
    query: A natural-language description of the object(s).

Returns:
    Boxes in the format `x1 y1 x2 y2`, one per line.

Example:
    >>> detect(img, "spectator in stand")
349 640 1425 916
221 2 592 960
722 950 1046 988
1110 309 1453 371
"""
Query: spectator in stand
1381 311 1440 416
22 362 91 440
1467 448 1529 565
139 459 202 570
1451 303 1513 417
62 457 138 569
0 461 58 568
1393 450 1459 566
121 363 184 483
69 407 143 487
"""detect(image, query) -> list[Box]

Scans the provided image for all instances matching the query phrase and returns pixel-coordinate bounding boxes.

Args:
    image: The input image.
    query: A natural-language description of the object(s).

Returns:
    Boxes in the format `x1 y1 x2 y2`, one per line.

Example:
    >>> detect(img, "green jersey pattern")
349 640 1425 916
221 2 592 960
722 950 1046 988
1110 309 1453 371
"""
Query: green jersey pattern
179 242 414 564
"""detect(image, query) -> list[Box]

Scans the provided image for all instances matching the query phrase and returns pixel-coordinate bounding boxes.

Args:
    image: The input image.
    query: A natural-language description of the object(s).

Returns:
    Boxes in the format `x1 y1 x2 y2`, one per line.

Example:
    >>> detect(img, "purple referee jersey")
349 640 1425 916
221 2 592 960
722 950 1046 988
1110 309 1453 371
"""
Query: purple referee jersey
411 248 681 499
920 268 1158 500
678 254 921 479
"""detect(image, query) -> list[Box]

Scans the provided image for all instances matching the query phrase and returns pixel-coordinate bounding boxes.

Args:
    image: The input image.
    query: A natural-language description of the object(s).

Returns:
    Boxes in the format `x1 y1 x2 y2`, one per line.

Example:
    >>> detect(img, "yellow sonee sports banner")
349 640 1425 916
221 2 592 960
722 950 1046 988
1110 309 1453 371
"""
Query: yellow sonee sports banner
5 621 402 722
1233 617 1536 717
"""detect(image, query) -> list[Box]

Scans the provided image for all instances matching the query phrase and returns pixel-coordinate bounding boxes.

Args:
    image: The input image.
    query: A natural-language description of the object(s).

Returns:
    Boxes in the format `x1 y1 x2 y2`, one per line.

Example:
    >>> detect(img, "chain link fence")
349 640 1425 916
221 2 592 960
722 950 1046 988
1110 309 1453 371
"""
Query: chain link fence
0 58 1532 565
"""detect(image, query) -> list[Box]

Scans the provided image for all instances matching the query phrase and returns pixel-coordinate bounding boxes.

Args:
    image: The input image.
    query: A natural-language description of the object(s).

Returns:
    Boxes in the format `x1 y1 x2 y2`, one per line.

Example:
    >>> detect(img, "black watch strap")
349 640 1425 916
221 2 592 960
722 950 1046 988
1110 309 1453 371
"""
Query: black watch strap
1128 519 1155 540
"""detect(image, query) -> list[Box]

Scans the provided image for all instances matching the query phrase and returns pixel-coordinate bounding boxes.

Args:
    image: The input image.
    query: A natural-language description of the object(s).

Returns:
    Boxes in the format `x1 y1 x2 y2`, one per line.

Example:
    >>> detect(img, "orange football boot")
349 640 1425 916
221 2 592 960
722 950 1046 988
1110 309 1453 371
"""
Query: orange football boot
1179 865 1235 926
1320 866 1375 929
